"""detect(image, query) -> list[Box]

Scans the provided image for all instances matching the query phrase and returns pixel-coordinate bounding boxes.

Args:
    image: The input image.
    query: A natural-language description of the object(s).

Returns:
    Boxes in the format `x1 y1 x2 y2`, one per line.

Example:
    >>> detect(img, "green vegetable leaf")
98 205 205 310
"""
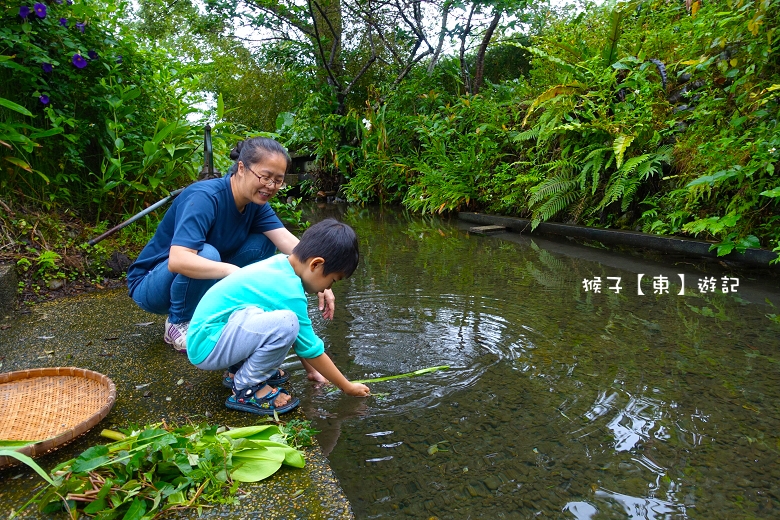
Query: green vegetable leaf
71 445 110 473
121 497 147 520
230 450 286 482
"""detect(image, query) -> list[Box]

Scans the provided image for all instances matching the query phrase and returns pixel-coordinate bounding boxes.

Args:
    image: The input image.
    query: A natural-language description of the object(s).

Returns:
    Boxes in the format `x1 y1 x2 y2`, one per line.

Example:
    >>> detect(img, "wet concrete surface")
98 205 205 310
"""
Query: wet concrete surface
0 289 353 519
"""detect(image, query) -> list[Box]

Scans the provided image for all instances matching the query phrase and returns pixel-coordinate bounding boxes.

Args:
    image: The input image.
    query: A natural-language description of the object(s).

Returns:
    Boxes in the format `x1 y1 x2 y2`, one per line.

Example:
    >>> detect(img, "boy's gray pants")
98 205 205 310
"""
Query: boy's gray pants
195 306 299 389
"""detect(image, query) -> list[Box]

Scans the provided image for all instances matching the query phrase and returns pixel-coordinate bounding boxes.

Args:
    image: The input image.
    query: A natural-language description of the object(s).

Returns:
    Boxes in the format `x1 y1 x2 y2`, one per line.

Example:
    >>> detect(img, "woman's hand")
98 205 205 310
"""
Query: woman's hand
318 288 336 320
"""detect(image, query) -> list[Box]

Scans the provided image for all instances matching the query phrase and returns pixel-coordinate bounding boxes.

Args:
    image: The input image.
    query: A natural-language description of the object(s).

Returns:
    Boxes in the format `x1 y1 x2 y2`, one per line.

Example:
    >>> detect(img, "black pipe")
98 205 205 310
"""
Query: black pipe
87 188 184 246
458 212 779 268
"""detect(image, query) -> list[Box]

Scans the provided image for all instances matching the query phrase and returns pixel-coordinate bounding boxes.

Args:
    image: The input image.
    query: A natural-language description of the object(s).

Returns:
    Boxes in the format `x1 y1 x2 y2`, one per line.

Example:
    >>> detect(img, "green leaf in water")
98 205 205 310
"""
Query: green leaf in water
427 440 450 455
352 365 450 384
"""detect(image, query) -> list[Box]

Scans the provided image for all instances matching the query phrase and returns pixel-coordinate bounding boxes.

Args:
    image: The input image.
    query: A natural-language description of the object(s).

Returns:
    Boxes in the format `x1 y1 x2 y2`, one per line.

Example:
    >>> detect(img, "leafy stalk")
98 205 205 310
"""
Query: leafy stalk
352 365 450 384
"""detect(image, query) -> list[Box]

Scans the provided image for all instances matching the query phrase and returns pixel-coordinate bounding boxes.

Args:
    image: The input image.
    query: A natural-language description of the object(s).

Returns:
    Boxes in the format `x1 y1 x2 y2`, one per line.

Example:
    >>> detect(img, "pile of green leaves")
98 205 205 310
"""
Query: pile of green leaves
2 422 306 519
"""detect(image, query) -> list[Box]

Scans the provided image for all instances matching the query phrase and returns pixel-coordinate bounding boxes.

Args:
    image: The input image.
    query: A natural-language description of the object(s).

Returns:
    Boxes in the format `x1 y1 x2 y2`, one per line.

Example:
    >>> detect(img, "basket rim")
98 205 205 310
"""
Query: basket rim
0 367 117 469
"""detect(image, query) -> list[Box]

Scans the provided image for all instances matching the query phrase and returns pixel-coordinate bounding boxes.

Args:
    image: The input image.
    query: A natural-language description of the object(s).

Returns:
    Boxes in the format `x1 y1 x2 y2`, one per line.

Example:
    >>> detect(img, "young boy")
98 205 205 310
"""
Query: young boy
187 219 371 415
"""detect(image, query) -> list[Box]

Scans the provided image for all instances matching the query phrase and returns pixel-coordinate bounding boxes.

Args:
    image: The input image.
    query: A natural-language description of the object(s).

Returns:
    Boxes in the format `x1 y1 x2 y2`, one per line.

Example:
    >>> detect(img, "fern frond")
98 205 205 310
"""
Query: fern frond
579 146 610 194
621 177 642 212
510 127 540 142
529 170 578 210
619 154 651 177
531 189 580 229
613 134 635 169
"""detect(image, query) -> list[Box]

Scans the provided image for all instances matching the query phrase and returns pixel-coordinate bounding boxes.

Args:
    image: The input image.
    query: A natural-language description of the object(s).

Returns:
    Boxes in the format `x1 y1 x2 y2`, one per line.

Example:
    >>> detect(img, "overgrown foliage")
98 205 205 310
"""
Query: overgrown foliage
289 0 779 261
2 0 779 268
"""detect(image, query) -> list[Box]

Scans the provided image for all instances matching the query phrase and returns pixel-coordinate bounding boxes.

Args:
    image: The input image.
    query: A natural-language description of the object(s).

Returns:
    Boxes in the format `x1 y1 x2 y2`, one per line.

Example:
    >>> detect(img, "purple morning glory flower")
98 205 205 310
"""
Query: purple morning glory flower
42 62 53 73
19 5 30 18
116 55 123 64
72 53 87 69
87 50 98 60
39 95 49 105
59 17 67 26
76 22 85 32
33 2 46 18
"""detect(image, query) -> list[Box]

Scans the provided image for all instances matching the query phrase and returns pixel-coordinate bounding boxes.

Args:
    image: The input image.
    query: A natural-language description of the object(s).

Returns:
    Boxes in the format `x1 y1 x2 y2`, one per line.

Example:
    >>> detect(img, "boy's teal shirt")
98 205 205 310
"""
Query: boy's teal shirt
187 254 325 365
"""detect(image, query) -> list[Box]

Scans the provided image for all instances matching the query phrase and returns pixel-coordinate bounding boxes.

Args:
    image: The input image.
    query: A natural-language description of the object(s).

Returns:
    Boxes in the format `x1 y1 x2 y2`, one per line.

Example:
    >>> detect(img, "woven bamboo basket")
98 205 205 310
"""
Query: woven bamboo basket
0 367 117 468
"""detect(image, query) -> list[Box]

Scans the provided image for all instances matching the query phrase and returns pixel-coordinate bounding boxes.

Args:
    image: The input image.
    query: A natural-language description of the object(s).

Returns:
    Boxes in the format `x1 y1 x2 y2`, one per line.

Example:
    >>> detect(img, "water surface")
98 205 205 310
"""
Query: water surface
302 205 780 519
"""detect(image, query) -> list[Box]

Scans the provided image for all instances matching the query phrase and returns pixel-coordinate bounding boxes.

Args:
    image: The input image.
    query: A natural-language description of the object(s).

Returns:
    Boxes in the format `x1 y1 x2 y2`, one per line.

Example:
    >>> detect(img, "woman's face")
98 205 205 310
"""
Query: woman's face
235 153 287 208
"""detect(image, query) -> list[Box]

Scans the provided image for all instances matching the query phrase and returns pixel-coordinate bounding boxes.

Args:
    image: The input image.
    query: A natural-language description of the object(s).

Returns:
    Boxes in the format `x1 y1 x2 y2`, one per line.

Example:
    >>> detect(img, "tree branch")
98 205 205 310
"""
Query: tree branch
307 0 343 89
473 8 502 94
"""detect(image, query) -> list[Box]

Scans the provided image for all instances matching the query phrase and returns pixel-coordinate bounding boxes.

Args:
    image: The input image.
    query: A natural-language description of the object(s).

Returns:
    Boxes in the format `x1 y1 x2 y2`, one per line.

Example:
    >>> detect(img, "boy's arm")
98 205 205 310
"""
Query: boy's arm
298 357 327 383
304 353 370 397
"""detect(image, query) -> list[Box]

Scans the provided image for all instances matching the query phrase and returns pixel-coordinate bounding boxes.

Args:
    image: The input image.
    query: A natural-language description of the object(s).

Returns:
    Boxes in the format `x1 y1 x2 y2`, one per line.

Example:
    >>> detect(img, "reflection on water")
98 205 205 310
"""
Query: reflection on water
302 205 780 519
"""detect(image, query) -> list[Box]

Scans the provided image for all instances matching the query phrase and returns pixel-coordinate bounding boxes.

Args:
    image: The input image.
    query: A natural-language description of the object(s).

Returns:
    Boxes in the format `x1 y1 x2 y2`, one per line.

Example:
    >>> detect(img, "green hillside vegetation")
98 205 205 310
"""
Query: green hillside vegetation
1 0 778 296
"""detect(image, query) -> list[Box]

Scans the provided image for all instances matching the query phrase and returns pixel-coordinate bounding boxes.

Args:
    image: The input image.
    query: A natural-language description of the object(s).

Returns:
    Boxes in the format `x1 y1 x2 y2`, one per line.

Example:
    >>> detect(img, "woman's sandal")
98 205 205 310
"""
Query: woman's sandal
225 383 300 416
222 368 289 389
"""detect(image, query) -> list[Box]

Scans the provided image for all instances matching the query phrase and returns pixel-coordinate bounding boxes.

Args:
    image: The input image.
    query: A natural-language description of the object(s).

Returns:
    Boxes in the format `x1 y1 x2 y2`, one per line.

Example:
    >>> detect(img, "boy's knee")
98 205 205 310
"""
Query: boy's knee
279 310 299 335
272 310 299 342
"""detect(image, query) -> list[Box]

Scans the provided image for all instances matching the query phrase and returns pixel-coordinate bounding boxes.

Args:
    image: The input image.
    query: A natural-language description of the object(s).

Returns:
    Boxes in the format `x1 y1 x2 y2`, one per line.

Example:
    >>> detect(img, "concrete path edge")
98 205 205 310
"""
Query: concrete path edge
458 212 780 269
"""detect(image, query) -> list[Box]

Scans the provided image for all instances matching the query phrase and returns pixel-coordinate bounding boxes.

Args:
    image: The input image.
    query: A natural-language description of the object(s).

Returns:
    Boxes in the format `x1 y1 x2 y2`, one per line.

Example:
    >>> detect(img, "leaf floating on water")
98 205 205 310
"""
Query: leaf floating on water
176 378 184 386
428 440 450 455
44 350 54 355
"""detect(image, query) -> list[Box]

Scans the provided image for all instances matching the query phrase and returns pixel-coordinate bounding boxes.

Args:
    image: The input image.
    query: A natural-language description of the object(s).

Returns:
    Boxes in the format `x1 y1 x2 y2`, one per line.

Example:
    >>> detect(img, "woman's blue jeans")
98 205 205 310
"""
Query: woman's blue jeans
130 233 277 324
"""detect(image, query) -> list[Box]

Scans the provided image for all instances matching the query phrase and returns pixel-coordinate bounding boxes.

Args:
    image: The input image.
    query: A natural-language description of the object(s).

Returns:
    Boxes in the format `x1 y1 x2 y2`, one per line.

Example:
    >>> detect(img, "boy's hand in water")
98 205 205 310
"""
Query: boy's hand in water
344 382 371 397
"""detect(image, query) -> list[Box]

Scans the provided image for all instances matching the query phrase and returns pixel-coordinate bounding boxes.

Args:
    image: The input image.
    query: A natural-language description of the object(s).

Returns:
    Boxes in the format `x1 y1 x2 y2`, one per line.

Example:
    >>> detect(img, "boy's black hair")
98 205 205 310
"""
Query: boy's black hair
292 218 360 277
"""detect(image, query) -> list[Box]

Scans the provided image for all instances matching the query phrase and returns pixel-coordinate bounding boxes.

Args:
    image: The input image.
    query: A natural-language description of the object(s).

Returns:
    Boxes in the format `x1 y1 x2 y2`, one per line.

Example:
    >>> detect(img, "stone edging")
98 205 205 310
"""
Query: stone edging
458 212 779 269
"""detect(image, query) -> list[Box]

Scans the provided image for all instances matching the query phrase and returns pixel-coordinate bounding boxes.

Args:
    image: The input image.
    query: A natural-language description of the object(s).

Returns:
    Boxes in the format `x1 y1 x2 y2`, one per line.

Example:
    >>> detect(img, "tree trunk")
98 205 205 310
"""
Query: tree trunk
427 6 450 74
472 9 502 95
459 5 475 94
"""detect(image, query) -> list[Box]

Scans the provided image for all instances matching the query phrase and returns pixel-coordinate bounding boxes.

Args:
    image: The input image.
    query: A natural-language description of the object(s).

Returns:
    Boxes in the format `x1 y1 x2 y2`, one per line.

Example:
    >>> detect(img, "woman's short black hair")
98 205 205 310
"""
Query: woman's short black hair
227 137 291 175
292 219 360 277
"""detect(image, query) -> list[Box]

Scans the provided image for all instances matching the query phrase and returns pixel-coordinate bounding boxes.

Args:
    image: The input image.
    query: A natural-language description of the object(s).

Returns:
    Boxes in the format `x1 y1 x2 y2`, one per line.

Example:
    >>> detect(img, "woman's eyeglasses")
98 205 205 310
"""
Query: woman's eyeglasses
244 164 286 189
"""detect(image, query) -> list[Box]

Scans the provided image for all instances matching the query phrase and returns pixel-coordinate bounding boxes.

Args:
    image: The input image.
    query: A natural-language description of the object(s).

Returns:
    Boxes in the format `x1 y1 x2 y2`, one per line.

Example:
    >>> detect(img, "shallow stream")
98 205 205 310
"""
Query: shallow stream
299 205 780 519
